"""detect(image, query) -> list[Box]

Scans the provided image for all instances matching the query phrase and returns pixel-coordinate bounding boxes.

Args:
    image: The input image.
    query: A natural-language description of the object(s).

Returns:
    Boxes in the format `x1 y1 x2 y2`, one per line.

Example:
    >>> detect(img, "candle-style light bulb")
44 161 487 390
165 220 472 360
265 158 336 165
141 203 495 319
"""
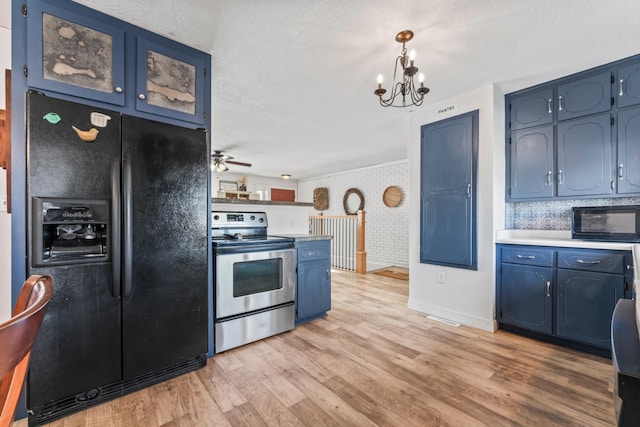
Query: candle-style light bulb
418 73 424 84
409 49 416 61
377 74 384 85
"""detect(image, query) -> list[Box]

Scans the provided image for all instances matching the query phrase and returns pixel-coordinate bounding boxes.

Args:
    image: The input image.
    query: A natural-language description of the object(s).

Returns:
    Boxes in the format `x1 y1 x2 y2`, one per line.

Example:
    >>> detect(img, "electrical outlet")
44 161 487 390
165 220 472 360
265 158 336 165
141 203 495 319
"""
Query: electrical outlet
289 218 295 228
437 271 446 284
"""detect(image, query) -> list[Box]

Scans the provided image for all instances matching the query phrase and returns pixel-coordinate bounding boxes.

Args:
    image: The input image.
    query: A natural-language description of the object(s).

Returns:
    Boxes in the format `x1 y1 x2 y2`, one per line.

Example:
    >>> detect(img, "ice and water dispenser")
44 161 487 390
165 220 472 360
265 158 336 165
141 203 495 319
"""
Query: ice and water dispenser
32 197 109 266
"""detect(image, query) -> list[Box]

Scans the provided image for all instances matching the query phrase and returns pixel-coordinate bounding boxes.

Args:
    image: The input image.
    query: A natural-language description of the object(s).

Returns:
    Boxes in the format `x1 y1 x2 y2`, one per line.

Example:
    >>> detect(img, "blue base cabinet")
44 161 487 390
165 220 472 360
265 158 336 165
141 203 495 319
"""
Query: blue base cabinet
497 244 633 353
295 240 331 325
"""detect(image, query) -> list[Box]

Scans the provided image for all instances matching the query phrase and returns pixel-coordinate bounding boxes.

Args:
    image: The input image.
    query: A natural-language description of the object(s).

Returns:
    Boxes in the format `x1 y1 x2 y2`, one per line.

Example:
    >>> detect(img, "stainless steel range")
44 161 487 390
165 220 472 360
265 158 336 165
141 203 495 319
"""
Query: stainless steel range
212 211 296 352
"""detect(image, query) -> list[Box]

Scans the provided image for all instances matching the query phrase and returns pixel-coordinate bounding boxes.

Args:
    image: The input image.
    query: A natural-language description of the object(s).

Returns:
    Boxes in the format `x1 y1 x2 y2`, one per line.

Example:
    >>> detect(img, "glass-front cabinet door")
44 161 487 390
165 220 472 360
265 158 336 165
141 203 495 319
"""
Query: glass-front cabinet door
27 1 126 105
135 38 206 125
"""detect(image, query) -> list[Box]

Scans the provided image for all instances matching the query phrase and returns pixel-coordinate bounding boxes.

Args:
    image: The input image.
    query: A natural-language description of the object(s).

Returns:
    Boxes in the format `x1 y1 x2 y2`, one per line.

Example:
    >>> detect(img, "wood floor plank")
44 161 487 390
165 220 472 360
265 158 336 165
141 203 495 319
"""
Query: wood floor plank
15 269 617 426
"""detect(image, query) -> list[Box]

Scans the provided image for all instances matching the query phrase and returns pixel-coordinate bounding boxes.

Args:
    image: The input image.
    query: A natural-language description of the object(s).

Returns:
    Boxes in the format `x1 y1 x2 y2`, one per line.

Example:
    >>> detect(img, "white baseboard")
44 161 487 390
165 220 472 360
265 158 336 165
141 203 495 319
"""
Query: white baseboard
408 299 496 332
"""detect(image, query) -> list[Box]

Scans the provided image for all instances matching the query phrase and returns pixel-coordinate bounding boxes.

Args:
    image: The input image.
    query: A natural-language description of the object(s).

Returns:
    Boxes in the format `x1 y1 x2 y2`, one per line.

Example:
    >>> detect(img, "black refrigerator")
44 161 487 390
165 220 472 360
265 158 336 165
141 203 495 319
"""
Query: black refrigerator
25 91 209 425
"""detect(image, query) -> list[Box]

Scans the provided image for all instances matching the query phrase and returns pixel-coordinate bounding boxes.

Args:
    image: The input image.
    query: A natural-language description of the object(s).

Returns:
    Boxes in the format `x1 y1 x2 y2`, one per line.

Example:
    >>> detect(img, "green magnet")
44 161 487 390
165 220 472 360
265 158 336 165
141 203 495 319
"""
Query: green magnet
43 112 61 124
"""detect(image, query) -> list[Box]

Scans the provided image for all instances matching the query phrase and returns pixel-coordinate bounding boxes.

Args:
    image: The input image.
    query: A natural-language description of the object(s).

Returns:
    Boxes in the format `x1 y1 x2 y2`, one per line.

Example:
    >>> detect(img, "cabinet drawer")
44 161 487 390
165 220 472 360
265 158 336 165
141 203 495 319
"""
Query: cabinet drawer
557 249 625 274
501 246 554 267
297 243 330 262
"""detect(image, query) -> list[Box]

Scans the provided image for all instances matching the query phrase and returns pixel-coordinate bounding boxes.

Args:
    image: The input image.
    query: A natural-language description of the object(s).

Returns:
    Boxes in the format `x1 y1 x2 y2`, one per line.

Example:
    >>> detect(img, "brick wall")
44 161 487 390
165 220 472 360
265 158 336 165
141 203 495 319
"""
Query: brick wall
298 160 408 269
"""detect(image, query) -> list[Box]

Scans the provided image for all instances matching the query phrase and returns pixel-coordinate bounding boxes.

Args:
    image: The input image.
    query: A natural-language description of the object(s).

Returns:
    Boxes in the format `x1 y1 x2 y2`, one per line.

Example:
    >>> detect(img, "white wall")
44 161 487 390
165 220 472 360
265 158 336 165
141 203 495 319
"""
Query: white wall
407 85 504 332
298 161 409 270
0 23 11 322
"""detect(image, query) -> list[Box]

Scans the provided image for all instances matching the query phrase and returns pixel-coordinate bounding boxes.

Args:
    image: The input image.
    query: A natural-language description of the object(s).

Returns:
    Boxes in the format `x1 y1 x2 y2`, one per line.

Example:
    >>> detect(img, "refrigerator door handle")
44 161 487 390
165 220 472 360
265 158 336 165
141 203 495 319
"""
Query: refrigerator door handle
111 159 122 299
123 159 134 298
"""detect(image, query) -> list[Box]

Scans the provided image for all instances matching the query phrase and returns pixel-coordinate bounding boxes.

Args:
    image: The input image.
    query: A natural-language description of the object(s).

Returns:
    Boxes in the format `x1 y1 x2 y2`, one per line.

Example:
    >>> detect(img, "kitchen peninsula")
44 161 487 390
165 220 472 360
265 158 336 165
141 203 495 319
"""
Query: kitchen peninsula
212 197 315 235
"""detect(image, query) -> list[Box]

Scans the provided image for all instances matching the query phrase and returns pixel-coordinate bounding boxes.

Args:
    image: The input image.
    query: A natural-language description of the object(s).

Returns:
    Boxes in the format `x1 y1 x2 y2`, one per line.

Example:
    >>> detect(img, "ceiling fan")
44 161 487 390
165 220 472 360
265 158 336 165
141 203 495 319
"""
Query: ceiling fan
210 150 252 172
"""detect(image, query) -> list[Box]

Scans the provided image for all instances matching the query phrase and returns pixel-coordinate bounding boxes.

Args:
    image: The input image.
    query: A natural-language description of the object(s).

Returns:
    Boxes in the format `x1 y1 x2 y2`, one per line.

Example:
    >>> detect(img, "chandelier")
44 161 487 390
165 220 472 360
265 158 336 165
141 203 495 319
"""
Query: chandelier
374 30 429 108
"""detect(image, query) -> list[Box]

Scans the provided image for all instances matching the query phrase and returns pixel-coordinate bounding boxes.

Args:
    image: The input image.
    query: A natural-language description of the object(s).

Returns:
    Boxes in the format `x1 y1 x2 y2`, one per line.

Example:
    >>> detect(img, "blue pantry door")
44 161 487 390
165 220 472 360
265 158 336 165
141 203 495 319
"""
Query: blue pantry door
420 110 478 269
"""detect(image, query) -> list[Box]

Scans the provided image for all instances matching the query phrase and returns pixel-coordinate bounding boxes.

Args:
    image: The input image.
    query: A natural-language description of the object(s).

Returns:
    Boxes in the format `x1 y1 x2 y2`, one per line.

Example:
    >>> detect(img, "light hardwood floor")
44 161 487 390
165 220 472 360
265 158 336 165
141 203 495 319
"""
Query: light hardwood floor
15 270 615 426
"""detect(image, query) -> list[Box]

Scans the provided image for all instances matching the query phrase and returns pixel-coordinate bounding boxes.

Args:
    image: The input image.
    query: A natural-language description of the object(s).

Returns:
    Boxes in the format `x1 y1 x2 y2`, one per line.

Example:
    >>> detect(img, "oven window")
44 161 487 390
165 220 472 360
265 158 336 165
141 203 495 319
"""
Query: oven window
233 258 283 297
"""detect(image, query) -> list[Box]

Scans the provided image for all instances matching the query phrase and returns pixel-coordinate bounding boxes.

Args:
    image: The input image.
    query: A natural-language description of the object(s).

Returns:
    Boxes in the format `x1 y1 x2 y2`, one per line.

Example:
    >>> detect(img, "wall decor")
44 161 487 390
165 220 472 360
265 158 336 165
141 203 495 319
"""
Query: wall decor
383 186 403 207
343 188 365 215
313 187 329 210
219 180 238 191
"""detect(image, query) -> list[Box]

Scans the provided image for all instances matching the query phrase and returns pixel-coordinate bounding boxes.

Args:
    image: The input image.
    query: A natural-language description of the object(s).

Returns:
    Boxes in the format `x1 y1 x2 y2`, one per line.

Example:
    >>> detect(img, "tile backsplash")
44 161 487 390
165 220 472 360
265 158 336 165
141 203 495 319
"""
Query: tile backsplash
506 197 640 230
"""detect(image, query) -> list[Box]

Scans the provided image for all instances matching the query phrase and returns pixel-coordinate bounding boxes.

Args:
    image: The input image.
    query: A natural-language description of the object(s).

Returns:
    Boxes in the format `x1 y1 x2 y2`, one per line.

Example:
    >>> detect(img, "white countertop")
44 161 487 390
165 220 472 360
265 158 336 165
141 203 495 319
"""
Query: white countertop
496 229 637 251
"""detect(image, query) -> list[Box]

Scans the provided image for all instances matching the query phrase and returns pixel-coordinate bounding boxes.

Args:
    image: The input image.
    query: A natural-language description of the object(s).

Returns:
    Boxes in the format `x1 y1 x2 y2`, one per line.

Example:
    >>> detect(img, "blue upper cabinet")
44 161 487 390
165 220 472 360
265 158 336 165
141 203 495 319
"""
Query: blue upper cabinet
509 125 554 200
617 61 640 108
135 38 207 125
420 111 478 270
557 72 612 121
509 88 553 131
23 0 209 126
26 1 126 106
557 113 613 197
617 105 640 194
505 55 640 201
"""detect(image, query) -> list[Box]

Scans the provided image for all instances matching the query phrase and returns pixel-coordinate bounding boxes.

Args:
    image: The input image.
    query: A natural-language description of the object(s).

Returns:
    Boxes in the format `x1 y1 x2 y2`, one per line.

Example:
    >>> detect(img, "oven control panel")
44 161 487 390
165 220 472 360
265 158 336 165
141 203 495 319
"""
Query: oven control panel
212 211 268 228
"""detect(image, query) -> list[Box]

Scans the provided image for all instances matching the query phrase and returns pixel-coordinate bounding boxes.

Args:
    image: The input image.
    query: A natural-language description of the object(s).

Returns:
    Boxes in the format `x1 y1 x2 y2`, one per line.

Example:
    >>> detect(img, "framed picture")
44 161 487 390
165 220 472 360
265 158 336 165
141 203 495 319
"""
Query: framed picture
219 180 238 191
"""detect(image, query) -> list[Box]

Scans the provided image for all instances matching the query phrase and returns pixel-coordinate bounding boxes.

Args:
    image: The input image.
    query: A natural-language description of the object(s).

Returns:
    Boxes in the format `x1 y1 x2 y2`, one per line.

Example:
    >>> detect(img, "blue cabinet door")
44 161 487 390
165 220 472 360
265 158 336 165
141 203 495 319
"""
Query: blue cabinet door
295 240 331 325
500 263 553 334
617 105 640 193
557 270 624 349
510 88 554 131
135 37 207 125
26 0 126 106
618 62 640 108
420 111 477 269
509 125 554 199
557 72 612 121
557 113 613 197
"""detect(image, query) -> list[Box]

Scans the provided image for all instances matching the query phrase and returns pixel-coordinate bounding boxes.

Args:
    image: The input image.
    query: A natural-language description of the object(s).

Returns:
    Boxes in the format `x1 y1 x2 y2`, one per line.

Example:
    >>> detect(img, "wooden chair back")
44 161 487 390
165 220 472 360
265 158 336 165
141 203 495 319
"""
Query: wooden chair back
0 275 53 427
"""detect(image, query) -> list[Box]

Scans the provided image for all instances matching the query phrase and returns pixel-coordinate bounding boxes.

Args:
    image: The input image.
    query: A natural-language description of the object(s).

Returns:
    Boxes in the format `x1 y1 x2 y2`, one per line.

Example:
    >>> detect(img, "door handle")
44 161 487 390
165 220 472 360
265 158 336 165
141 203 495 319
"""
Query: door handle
547 98 552 114
110 159 121 299
558 95 563 111
620 79 625 97
123 159 133 298
516 255 536 260
619 163 624 180
467 183 471 198
547 171 552 185
546 281 551 297
557 169 563 185
576 259 601 265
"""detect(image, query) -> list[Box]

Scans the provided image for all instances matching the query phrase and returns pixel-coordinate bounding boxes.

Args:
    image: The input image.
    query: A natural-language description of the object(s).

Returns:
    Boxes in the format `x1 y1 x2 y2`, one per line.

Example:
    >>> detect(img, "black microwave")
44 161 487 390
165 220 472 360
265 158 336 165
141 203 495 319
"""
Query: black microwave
572 205 640 242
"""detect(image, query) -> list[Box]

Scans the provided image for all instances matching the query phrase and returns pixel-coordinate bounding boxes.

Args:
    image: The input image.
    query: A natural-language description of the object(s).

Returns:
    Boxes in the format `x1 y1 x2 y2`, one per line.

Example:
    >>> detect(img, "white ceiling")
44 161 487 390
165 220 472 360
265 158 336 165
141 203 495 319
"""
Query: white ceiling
6 0 640 178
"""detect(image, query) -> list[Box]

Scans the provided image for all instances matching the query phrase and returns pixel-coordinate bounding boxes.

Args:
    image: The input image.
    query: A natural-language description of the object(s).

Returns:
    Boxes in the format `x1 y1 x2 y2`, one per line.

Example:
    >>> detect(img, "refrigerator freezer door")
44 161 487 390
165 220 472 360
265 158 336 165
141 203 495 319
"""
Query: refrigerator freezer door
26 92 122 406
121 115 208 378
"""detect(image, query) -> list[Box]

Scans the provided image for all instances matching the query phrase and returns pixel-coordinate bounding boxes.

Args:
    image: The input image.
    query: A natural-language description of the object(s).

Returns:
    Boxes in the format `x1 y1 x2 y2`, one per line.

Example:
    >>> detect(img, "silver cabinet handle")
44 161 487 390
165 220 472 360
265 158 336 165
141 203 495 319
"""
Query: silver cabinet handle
557 169 563 185
547 98 552 114
467 183 471 197
115 86 123 93
558 95 563 111
546 281 551 297
576 259 601 265
138 93 146 100
547 171 552 185
619 163 624 180
516 255 536 259
620 79 625 97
